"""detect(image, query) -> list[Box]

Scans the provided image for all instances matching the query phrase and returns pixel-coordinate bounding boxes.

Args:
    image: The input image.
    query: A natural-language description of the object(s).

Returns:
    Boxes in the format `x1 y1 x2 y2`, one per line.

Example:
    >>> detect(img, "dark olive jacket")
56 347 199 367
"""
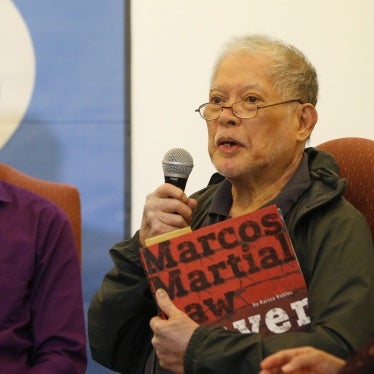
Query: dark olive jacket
88 148 374 374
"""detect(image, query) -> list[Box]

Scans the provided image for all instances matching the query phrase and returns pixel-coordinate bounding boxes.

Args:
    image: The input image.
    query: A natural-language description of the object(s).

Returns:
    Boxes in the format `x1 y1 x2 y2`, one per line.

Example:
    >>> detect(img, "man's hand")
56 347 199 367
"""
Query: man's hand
150 289 199 374
139 184 197 246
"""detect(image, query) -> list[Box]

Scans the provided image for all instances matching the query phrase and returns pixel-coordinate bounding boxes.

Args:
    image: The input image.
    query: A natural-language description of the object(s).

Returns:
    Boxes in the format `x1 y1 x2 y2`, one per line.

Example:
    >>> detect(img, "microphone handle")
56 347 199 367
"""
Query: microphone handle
164 175 187 191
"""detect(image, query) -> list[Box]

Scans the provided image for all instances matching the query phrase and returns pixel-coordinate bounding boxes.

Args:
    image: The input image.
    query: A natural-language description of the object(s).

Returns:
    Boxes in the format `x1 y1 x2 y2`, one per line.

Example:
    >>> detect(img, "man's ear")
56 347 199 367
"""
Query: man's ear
297 104 318 141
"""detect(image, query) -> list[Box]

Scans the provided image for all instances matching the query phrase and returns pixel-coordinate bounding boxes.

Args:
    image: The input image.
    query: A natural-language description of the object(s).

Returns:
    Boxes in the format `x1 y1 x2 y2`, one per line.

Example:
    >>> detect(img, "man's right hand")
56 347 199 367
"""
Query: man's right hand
139 183 197 246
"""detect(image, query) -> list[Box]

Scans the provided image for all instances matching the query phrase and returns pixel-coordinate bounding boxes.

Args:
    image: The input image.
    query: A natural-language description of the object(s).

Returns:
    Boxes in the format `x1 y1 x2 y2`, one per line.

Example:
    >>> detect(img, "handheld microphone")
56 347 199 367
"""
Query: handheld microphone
162 148 194 191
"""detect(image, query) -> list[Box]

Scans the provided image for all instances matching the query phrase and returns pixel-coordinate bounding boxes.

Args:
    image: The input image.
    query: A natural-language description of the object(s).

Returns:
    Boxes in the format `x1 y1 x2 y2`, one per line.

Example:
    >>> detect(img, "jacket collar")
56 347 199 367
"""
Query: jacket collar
207 151 312 222
303 147 347 208
284 147 347 229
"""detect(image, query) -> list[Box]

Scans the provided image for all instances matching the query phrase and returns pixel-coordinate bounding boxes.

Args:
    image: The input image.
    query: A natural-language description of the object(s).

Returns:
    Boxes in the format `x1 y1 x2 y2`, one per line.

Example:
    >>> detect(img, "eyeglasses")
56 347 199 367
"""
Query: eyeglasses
195 99 302 121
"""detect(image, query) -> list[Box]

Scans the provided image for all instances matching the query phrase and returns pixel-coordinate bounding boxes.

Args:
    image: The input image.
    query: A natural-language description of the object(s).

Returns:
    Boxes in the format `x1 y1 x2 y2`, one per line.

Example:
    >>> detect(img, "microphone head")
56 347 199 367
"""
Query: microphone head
162 148 194 190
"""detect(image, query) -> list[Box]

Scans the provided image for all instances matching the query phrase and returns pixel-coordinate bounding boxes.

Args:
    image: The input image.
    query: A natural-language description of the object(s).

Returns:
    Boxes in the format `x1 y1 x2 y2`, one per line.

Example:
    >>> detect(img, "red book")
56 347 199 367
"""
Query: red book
139 204 310 335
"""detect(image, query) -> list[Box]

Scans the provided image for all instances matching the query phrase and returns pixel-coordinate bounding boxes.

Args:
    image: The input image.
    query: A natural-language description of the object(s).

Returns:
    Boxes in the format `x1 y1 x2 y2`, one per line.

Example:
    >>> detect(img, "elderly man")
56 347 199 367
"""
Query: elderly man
88 34 374 374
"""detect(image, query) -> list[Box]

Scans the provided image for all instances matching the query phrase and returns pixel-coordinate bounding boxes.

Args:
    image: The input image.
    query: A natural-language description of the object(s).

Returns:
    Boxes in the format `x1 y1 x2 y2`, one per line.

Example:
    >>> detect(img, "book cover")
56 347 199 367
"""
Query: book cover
139 204 310 335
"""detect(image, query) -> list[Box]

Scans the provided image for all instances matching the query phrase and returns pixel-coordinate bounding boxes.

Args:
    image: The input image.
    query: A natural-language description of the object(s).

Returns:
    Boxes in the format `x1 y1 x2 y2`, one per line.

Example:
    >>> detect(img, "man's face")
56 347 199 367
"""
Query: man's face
207 52 304 182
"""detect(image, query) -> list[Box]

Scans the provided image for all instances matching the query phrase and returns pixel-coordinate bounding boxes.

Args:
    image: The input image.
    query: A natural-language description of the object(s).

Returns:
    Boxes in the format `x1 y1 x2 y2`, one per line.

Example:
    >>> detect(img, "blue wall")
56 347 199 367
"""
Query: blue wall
0 1 126 372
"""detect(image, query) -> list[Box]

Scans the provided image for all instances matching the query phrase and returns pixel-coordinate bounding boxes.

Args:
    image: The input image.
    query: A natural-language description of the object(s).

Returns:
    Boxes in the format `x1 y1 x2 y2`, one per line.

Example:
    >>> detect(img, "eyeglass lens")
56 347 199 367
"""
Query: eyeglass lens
202 102 257 120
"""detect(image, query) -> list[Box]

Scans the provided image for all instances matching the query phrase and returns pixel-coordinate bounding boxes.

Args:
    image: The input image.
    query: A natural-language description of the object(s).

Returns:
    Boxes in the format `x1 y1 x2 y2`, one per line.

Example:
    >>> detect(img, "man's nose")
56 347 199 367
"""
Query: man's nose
218 106 239 126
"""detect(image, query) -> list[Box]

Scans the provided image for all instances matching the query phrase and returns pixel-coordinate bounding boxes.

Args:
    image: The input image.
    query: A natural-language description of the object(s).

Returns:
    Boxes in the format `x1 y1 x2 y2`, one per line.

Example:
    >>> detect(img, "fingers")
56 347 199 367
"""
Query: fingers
282 353 317 371
149 289 198 374
152 184 197 215
260 346 343 374
155 288 181 318
260 351 293 369
139 184 197 244
260 347 315 373
155 183 189 201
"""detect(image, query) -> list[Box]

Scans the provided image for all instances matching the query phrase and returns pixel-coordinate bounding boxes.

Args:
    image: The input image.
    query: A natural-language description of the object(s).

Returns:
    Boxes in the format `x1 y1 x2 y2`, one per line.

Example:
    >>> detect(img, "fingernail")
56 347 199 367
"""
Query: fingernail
156 289 166 298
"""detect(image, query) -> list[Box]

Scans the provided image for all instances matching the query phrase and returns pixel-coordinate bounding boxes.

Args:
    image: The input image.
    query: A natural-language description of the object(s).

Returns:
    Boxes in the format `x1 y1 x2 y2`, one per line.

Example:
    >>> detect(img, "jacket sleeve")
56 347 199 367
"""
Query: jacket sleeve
184 199 374 374
88 231 158 373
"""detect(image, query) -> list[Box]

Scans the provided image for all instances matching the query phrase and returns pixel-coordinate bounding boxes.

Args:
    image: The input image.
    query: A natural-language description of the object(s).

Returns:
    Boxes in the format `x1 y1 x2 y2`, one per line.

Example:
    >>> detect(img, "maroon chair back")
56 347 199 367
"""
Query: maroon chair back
317 137 373 243
0 163 82 264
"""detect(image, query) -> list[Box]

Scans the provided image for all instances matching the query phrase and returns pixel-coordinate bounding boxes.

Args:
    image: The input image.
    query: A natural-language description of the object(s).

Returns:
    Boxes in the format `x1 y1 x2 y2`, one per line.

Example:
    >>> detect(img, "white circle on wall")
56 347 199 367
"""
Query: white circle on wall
0 0 35 149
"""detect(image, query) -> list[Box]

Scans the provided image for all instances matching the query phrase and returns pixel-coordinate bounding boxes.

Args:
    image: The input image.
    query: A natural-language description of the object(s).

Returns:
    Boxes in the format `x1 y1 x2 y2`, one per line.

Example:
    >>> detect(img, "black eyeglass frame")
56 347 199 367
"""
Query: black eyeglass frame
195 99 303 121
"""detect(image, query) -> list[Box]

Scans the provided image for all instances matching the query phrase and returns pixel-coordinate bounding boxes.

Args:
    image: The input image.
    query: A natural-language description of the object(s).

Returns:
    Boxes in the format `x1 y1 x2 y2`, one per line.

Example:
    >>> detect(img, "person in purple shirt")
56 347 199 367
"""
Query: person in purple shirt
0 180 87 373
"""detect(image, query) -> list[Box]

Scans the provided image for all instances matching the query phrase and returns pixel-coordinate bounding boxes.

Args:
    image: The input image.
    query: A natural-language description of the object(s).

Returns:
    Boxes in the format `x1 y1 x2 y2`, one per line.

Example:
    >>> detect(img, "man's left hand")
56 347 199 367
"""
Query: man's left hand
150 289 199 373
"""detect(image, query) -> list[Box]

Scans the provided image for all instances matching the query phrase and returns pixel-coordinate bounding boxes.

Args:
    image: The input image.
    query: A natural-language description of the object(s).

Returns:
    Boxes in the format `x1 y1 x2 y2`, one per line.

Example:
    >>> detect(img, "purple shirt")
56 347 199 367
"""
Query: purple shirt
0 181 87 373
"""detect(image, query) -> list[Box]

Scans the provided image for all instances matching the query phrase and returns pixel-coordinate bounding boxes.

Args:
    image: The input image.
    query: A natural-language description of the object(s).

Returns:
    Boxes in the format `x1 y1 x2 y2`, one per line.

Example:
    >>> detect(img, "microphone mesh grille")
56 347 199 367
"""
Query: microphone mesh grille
162 148 194 177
